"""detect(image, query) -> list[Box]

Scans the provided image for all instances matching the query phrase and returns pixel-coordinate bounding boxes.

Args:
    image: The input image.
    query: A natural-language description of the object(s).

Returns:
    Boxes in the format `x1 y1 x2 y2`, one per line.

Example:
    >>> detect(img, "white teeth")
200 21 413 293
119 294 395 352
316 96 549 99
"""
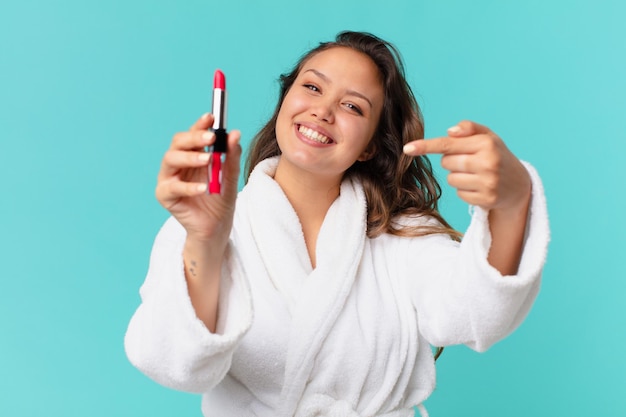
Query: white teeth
298 125 330 144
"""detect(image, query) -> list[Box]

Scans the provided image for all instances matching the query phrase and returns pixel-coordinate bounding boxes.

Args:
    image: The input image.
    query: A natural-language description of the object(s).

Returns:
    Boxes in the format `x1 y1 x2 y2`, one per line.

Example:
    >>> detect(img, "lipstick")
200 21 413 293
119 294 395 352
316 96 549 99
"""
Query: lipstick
207 69 227 194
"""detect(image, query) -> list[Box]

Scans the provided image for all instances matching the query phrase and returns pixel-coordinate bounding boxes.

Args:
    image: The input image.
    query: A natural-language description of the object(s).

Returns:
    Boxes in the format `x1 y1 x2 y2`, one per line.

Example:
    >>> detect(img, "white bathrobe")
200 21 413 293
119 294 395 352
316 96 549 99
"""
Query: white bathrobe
125 157 549 417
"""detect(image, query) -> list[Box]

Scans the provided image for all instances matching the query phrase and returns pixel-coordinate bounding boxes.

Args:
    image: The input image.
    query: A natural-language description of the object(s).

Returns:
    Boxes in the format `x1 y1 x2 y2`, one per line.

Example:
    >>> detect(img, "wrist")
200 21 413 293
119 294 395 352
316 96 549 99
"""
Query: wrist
184 236 228 265
490 187 531 224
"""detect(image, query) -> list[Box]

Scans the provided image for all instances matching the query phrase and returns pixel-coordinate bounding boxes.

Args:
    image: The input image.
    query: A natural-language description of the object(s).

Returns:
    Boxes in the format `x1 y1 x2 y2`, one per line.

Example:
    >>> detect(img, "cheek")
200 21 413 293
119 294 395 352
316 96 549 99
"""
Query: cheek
282 92 308 114
277 94 301 126
278 93 312 131
276 101 291 131
359 116 381 150
284 94 308 116
343 119 377 151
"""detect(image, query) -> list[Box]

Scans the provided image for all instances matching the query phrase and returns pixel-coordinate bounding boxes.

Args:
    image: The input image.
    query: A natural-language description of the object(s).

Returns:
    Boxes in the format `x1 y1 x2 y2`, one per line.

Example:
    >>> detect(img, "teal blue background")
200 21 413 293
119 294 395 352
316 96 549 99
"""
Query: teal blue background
1 0 624 415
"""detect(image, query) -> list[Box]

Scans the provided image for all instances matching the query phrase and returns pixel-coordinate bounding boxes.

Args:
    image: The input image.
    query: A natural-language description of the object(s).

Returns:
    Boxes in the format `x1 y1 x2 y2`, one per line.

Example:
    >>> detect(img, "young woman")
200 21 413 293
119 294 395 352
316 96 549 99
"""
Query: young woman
125 31 549 417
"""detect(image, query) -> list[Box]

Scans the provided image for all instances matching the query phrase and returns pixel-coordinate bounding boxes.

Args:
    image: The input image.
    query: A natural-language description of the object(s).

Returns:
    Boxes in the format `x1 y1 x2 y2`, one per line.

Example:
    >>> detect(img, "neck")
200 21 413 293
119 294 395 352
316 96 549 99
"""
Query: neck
273 157 342 269
273 158 341 219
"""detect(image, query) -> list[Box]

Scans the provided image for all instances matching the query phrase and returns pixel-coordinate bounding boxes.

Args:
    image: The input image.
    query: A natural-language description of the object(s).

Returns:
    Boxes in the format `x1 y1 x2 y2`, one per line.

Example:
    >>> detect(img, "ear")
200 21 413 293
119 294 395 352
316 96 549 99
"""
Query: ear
357 143 377 162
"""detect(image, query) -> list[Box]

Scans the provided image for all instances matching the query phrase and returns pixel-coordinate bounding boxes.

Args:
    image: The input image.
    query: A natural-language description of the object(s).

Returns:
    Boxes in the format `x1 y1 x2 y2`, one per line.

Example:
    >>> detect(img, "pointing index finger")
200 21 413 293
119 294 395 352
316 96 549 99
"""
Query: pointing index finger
403 136 479 156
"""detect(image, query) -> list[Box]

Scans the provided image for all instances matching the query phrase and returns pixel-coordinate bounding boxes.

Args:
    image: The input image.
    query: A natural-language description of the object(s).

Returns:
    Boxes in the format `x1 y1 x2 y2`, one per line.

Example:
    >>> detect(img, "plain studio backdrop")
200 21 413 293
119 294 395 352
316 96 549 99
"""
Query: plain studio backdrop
1 0 624 415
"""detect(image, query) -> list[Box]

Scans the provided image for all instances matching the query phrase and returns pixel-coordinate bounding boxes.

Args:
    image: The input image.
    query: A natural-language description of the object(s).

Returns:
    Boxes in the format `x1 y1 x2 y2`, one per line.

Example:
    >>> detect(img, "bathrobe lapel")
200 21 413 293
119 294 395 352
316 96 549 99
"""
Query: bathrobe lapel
246 159 313 313
246 158 367 416
280 177 367 415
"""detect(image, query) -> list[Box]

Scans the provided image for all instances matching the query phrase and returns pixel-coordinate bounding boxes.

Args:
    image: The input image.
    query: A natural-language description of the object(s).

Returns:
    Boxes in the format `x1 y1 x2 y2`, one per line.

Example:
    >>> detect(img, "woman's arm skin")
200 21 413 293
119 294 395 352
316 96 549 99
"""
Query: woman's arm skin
403 120 532 275
182 238 223 333
155 113 242 331
486 191 531 275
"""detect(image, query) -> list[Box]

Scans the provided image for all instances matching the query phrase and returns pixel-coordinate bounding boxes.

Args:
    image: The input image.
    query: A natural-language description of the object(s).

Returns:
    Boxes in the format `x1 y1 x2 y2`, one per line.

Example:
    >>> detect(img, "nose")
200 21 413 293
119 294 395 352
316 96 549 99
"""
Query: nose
310 98 334 123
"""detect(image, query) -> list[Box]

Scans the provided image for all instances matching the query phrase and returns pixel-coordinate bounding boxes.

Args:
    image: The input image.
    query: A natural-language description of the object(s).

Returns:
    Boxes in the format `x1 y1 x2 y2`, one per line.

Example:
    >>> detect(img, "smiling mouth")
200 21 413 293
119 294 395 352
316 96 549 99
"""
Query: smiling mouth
297 124 333 144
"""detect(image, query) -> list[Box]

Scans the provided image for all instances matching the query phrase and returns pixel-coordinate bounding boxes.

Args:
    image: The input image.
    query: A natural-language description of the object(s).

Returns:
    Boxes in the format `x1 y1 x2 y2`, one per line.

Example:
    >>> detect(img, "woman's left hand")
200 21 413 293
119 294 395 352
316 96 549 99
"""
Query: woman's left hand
403 120 531 213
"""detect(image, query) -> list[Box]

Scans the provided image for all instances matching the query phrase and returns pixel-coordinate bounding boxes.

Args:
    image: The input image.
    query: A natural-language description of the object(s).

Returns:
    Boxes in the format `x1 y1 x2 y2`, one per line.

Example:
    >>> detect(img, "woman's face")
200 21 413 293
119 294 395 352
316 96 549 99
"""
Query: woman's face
275 47 384 180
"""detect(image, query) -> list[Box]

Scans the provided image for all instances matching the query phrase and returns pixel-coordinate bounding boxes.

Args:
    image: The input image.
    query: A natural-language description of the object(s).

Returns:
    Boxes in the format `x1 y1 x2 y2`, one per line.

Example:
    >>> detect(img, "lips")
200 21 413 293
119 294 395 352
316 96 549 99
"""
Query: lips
296 123 334 145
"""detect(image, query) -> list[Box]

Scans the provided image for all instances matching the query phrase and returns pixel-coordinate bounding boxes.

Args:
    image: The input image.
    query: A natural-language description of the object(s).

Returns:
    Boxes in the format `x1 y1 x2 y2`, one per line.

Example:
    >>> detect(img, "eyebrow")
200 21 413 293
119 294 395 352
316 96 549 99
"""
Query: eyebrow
303 68 374 108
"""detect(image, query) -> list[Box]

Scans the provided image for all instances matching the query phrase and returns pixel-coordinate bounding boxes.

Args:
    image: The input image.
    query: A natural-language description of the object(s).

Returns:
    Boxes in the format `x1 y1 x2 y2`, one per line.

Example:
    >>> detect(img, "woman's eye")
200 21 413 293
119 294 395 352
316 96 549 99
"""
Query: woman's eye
345 103 363 115
303 84 319 92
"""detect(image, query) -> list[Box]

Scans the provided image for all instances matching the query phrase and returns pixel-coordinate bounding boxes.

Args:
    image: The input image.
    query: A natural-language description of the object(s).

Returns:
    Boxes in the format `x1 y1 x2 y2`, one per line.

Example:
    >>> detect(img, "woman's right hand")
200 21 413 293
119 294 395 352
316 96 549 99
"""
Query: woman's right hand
156 113 242 246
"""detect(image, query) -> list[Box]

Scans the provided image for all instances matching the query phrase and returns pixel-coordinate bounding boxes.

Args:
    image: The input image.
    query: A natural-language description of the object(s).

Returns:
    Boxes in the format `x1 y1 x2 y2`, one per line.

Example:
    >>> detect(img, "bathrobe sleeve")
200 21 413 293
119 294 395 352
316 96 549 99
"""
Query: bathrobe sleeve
407 161 549 352
124 216 253 393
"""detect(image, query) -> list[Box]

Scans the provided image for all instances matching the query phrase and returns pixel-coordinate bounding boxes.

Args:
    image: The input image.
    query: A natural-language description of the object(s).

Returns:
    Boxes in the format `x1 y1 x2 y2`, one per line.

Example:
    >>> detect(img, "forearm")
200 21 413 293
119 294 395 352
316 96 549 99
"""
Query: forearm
486 190 531 276
183 238 225 333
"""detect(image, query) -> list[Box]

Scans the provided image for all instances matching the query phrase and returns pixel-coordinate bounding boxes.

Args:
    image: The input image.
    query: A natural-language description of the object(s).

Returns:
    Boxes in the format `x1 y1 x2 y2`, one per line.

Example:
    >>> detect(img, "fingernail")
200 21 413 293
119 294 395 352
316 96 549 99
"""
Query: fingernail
198 153 210 162
196 183 207 192
201 112 210 119
202 131 214 142
447 126 461 134
403 144 416 153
